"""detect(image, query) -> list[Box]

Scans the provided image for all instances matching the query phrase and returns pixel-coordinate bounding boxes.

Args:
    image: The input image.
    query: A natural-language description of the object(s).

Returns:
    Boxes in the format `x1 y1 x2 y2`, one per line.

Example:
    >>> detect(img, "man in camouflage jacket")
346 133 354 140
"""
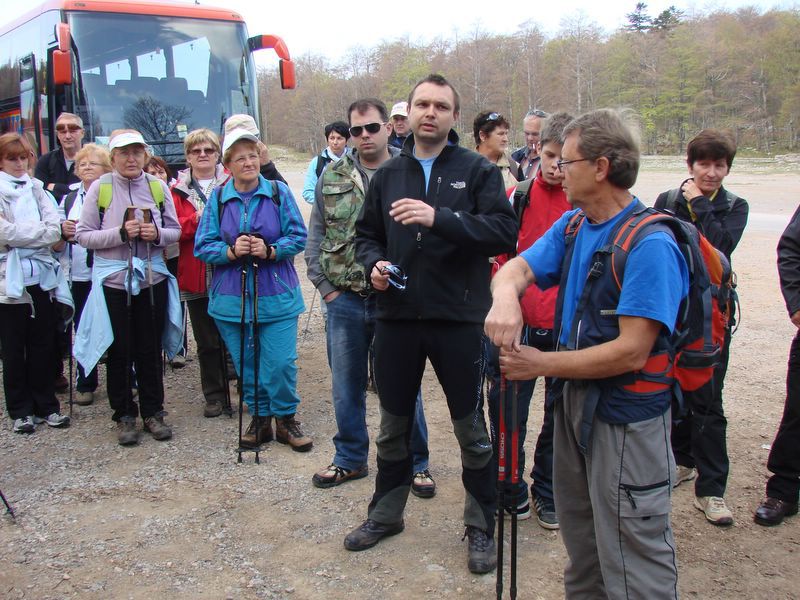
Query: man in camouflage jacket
305 98 433 491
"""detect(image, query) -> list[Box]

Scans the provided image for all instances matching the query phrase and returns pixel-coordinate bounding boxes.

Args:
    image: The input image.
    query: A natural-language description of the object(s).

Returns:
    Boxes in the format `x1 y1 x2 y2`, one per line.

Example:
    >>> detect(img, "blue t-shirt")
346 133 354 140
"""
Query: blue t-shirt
414 153 436 193
522 198 689 347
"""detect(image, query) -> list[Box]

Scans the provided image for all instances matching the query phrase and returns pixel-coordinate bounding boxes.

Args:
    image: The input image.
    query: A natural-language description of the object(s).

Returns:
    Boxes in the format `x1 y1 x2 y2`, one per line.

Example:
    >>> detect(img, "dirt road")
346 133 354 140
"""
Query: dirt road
1 156 798 599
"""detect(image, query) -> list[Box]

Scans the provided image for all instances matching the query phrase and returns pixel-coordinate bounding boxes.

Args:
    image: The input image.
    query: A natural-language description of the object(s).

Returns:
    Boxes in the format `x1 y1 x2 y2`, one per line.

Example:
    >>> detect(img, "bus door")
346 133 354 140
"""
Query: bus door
19 54 45 156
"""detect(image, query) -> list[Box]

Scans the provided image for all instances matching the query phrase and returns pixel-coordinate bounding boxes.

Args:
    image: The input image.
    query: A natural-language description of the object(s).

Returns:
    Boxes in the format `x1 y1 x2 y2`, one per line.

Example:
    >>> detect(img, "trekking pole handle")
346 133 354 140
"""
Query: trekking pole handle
141 208 152 223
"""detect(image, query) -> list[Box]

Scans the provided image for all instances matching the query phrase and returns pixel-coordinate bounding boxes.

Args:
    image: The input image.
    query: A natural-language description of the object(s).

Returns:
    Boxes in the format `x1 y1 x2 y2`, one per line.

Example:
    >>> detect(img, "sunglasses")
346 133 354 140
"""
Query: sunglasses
56 124 82 133
526 109 549 118
189 147 218 156
381 264 407 290
349 122 383 137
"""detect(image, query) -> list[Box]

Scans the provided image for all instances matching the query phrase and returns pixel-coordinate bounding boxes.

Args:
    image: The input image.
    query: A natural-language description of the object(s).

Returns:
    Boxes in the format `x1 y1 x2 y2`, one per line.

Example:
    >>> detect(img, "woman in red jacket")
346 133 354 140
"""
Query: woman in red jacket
172 129 229 417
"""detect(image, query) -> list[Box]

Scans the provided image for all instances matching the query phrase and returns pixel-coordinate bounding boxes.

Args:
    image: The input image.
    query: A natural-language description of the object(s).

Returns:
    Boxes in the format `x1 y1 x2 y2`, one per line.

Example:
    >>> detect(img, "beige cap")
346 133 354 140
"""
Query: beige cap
224 114 259 136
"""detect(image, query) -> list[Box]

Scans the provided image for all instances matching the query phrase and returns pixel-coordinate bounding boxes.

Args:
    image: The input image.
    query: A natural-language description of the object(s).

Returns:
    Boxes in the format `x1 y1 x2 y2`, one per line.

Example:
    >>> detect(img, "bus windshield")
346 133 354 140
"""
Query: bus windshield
68 11 259 162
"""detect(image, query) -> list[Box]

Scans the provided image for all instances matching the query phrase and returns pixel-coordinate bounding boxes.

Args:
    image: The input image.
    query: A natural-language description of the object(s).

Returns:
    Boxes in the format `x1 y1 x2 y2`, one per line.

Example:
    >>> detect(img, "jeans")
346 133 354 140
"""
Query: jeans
326 291 429 472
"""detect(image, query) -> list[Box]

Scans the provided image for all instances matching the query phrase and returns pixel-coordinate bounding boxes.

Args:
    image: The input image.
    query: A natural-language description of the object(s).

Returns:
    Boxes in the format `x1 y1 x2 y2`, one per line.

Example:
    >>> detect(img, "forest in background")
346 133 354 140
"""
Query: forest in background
255 4 800 157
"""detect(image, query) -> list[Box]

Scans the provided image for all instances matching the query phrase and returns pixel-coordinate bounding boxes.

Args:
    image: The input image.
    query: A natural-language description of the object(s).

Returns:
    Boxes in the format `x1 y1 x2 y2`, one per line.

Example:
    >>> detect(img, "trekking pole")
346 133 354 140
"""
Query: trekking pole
124 206 137 423
217 333 233 417
302 288 317 339
236 249 247 462
496 373 508 600
251 247 262 464
509 380 519 600
67 241 74 418
142 209 164 401
0 488 15 519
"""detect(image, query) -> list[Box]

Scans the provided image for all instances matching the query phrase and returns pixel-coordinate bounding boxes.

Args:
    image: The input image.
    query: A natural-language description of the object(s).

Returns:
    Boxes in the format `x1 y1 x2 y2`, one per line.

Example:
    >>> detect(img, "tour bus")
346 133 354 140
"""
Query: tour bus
0 0 295 166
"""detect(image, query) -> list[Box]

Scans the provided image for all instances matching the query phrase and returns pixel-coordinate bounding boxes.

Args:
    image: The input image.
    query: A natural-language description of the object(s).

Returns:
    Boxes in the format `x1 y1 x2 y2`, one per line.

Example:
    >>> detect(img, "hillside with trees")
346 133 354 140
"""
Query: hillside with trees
257 5 800 157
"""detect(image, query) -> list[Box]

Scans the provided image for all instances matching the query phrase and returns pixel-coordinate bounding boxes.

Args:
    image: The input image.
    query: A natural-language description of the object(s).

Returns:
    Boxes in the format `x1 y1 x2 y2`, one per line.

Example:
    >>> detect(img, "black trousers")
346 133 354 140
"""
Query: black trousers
0 285 60 419
368 319 495 535
71 280 98 392
103 281 167 421
186 296 226 404
766 330 800 502
672 327 732 497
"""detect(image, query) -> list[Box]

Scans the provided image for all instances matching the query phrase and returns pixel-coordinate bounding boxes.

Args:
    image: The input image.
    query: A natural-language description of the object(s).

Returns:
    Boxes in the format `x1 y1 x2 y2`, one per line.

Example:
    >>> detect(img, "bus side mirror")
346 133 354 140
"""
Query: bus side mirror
53 22 72 85
247 34 296 90
53 51 72 86
278 60 295 90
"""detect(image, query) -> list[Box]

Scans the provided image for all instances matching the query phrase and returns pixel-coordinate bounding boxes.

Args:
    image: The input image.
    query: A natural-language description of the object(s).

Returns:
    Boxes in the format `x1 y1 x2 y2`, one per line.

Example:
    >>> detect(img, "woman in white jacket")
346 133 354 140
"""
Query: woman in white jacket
0 133 72 433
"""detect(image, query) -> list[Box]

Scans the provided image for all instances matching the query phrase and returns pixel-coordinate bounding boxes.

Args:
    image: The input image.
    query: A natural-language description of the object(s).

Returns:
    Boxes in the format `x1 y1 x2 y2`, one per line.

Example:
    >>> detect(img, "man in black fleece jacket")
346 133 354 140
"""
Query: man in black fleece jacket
346 74 517 574
754 206 800 526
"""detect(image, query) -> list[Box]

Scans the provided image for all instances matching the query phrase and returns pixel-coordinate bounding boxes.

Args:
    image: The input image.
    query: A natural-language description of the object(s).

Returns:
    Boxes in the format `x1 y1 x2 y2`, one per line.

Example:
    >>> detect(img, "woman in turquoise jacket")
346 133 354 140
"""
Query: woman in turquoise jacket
194 129 311 451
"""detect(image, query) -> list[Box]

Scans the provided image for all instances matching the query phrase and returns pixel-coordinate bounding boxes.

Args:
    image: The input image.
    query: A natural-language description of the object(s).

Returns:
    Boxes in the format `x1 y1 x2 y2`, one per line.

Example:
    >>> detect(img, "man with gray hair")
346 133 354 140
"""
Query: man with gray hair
486 109 686 598
511 109 548 180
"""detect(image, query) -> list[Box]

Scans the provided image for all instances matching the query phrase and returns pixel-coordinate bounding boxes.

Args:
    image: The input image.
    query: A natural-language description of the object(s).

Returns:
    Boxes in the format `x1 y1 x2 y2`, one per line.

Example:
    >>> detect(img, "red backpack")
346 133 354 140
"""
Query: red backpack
566 202 732 393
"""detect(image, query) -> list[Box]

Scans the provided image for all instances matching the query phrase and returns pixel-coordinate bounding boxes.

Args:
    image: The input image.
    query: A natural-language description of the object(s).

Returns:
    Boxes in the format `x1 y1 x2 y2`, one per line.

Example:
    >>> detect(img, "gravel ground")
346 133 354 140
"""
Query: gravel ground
1 159 800 599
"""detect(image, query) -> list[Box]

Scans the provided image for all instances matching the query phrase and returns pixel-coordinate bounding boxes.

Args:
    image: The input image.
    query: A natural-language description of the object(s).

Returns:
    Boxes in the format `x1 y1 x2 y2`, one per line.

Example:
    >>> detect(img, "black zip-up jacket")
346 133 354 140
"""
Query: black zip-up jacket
34 147 80 201
778 205 800 317
355 130 517 323
654 184 749 262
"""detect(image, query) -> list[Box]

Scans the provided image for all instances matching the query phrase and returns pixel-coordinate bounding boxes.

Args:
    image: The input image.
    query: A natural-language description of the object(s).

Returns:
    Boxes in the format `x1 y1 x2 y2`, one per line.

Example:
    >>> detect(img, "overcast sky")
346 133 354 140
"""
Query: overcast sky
3 0 796 67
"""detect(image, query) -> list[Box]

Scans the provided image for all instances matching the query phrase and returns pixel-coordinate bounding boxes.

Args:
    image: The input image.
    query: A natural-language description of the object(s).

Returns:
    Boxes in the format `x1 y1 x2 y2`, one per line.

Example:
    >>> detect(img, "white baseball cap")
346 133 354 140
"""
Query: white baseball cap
222 128 259 156
108 130 147 150
390 102 408 118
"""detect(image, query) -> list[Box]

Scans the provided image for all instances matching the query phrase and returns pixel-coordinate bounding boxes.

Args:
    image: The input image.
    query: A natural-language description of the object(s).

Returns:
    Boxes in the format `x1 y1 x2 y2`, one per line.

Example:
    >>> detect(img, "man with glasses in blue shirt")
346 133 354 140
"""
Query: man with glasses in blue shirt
347 74 517 575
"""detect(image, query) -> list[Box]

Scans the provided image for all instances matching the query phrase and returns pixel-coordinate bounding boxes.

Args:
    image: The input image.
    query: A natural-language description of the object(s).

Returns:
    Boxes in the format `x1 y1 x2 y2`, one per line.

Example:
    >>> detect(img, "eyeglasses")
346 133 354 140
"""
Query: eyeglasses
56 124 82 133
526 109 549 118
556 158 592 172
349 122 383 137
189 147 218 156
78 161 104 169
232 153 259 165
381 264 407 290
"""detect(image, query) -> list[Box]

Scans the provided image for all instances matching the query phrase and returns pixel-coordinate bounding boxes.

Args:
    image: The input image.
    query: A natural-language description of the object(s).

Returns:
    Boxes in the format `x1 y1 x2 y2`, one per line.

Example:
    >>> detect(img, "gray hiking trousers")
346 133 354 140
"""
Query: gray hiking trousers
554 380 679 599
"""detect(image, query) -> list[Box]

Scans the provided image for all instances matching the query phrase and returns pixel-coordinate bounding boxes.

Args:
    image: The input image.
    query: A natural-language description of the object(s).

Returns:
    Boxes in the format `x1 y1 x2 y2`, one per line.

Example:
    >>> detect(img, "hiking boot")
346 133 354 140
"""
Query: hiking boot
203 399 223 418
117 418 139 446
169 354 187 369
533 494 558 529
464 526 497 574
674 465 696 488
240 416 273 449
754 497 799 526
312 464 368 489
411 469 436 498
694 495 734 526
344 519 404 551
33 413 70 428
275 414 313 452
76 391 95 406
13 416 35 434
143 412 173 441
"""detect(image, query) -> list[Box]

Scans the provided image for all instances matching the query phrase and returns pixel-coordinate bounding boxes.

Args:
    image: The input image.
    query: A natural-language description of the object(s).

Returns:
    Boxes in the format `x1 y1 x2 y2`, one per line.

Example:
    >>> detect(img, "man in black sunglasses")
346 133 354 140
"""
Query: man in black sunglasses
306 98 435 496
511 109 549 181
348 74 517 575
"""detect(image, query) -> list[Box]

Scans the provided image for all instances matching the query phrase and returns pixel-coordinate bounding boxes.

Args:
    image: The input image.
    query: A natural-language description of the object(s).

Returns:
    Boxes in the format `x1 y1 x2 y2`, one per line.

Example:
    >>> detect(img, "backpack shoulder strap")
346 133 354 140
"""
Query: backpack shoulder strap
97 173 114 223
271 180 280 207
662 188 682 215
315 154 332 178
62 190 78 220
512 177 534 222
